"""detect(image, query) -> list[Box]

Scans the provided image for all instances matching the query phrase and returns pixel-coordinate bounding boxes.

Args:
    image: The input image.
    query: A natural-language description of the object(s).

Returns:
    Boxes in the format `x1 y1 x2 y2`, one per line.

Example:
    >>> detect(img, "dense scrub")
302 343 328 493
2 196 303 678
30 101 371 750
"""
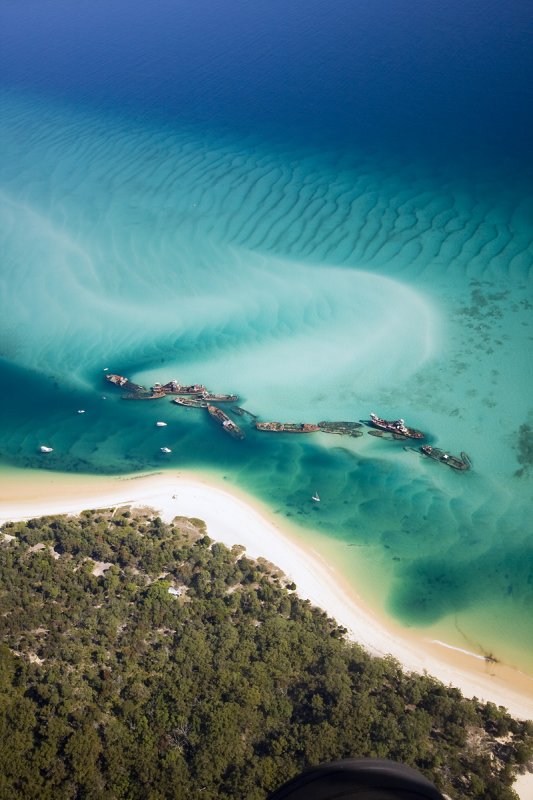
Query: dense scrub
1 509 531 799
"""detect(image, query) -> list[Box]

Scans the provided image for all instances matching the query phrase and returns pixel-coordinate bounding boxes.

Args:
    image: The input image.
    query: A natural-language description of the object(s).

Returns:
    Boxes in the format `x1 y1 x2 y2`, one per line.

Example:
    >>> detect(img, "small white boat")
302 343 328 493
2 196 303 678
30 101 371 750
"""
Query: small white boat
160 447 172 453
311 491 320 502
103 367 109 371
39 446 54 453
156 421 167 427
77 409 86 414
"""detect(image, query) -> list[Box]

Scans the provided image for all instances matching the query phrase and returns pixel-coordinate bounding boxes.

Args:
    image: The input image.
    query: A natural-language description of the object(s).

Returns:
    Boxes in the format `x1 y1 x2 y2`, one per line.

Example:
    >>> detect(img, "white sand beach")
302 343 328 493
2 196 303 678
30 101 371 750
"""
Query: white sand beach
1 466 532 727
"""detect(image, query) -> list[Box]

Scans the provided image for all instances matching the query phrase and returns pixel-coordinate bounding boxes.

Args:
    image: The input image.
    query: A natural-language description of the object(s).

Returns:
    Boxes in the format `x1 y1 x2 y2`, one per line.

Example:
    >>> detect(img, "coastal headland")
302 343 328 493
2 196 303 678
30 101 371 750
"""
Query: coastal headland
1 466 532 723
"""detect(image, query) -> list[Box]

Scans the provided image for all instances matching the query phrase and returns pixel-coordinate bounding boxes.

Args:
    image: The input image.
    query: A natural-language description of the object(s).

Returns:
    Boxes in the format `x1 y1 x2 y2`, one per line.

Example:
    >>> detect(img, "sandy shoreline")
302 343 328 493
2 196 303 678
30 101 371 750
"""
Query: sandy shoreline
1 466 532 724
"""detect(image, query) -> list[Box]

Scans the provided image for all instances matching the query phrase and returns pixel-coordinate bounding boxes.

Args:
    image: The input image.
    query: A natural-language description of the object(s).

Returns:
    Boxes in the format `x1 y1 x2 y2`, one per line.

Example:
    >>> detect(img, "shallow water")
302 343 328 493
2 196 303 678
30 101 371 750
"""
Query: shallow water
1 0 532 671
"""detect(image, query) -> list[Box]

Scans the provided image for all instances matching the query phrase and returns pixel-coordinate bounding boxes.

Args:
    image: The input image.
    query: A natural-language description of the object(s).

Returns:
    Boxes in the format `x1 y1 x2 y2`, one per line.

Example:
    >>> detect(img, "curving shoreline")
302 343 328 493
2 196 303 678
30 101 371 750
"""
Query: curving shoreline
1 466 532 723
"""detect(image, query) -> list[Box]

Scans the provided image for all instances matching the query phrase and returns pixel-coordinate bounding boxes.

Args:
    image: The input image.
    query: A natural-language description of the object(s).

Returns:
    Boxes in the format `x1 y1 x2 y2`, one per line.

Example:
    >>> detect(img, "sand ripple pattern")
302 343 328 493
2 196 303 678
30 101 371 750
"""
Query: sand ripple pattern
0 94 438 385
1 93 531 284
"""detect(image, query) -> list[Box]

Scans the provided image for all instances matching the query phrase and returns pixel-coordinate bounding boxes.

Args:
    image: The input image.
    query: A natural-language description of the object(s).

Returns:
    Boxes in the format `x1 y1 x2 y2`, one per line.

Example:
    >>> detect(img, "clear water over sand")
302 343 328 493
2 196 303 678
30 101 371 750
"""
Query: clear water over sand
1 1 532 671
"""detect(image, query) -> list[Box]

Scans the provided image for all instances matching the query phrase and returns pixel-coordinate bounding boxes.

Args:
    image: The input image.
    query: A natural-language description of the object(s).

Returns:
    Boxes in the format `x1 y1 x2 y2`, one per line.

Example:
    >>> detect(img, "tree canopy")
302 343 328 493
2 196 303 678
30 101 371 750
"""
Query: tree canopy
1 509 531 799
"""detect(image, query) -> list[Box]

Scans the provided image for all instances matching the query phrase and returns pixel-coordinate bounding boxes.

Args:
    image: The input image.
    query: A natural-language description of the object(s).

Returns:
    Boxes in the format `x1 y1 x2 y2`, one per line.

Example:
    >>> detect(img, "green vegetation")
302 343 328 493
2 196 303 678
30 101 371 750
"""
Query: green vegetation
1 509 531 799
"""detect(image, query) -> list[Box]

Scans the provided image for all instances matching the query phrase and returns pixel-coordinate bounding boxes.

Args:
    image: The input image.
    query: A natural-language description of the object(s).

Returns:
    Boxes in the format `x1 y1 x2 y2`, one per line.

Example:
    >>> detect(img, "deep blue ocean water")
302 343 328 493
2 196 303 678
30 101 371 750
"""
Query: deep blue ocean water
1 0 532 669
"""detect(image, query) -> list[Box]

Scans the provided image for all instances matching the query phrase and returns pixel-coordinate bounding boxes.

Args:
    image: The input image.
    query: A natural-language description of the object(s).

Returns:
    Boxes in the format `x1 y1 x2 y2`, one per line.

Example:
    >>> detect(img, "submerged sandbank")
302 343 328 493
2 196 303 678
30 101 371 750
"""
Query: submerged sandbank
1 466 532 721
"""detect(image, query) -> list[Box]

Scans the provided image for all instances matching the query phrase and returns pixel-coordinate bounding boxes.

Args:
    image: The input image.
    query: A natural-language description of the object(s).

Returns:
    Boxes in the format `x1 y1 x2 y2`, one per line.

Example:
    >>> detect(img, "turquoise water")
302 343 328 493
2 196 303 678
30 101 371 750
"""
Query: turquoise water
1 1 532 671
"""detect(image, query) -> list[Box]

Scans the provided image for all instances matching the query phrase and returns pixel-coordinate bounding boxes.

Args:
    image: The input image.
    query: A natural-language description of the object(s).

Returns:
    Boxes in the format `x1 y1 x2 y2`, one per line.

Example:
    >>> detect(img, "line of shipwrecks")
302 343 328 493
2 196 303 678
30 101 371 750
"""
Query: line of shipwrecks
105 374 471 470
106 374 238 403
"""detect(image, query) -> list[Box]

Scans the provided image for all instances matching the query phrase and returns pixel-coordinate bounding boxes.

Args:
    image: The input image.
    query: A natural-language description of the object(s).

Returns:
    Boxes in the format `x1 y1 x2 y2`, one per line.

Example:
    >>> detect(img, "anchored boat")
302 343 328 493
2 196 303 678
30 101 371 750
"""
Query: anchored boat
420 445 471 471
255 422 320 433
106 373 149 395
106 373 163 399
200 392 238 403
106 373 128 387
232 406 257 419
173 397 209 408
106 373 238 404
124 390 166 400
368 429 411 441
317 421 363 437
207 405 245 440
369 412 425 439
158 382 237 400
156 380 207 396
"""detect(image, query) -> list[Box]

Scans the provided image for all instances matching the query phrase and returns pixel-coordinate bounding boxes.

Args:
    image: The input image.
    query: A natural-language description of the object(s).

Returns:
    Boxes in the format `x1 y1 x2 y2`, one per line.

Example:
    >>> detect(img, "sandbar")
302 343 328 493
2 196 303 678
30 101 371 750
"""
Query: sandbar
1 466 532 725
